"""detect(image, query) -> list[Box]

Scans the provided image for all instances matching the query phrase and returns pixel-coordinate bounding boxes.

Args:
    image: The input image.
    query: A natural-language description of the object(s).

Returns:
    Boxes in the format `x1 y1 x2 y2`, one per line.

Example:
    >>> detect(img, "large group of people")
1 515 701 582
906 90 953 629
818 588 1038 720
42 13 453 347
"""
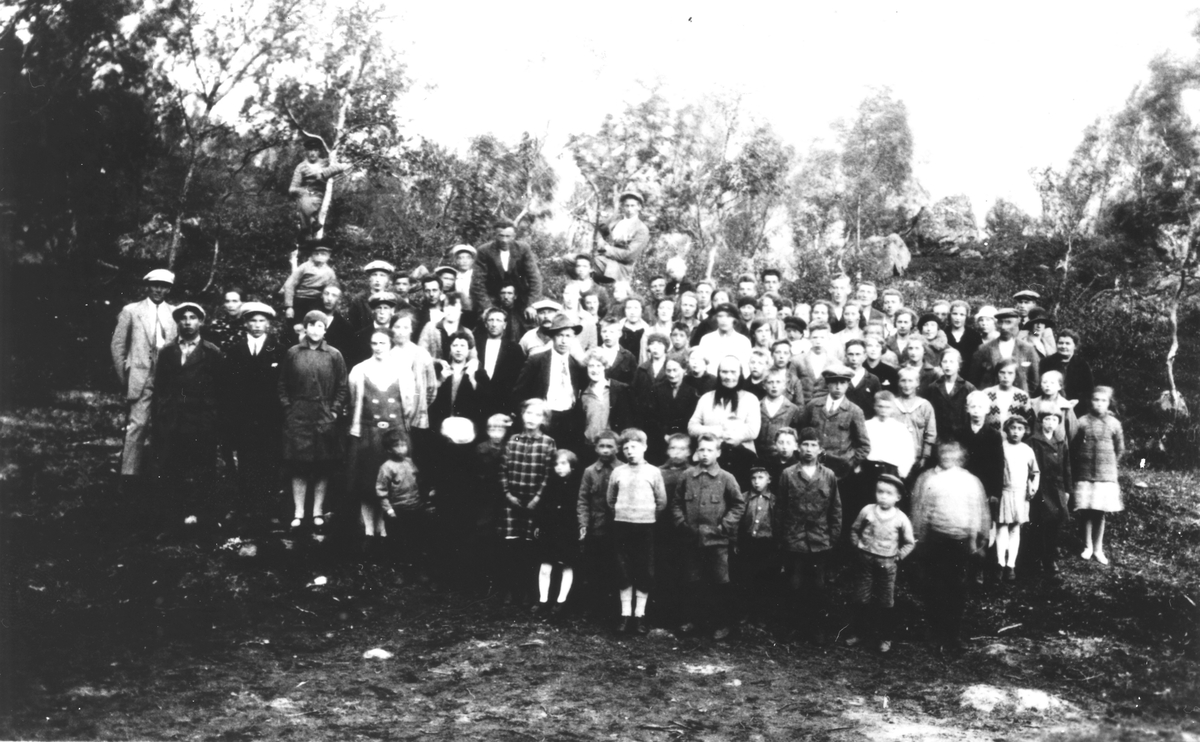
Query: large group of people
110 211 1125 653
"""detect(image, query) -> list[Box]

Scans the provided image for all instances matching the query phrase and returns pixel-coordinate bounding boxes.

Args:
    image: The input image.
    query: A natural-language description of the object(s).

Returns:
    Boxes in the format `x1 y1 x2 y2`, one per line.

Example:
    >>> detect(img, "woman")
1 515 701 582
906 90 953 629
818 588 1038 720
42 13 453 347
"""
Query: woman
688 355 761 486
347 329 409 538
678 291 701 334
975 305 999 342
758 292 786 340
390 310 439 479
279 310 349 530
1040 329 1094 418
644 297 676 358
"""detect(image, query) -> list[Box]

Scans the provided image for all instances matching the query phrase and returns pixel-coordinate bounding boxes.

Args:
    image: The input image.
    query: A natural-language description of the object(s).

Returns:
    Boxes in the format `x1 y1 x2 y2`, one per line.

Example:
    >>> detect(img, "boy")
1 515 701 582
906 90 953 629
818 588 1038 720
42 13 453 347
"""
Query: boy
283 241 338 325
864 391 917 479
910 441 990 652
741 348 771 399
845 473 915 653
672 433 746 640
737 465 781 625
757 367 802 457
796 365 871 481
668 322 692 366
769 339 805 405
777 427 842 643
1029 409 1071 574
963 390 1005 583
472 414 511 594
376 429 422 576
764 427 801 491
654 433 694 627
598 315 637 384
606 428 667 634
577 430 620 615
843 338 882 418
619 297 650 362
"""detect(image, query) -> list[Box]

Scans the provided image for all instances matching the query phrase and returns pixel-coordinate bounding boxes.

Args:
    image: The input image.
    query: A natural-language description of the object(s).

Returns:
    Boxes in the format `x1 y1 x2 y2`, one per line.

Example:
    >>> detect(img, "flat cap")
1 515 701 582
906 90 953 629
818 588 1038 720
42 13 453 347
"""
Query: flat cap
368 291 399 308
143 269 175 285
238 301 276 319
171 302 205 321
363 260 396 275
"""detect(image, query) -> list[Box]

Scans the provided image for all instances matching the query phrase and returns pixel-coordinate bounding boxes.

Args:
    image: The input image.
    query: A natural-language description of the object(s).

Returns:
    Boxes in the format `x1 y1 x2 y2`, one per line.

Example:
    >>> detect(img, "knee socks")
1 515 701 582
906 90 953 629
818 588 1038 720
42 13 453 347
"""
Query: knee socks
538 563 553 603
996 525 1021 568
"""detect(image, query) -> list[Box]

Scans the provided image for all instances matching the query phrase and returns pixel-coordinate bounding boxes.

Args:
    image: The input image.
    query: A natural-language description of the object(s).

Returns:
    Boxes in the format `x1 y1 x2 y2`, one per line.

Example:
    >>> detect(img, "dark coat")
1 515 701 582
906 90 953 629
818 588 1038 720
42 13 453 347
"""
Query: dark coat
277 340 349 463
224 334 285 445
846 370 882 419
865 360 899 392
682 372 719 396
920 377 977 443
962 424 1005 503
153 338 227 468
945 326 984 377
605 347 638 385
776 462 842 553
470 240 544 313
429 367 482 432
512 350 588 410
473 333 526 419
594 378 636 436
631 359 667 412
1030 431 1072 525
647 380 700 461
796 397 871 476
971 337 1041 392
322 311 355 359
347 324 390 369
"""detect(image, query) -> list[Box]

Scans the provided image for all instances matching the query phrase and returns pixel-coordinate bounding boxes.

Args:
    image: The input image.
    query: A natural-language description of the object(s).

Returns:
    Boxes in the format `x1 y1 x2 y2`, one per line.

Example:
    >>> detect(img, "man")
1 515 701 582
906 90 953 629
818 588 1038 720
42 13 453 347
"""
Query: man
348 291 398 367
111 269 177 480
828 273 853 332
648 276 668 306
593 190 650 301
843 339 882 419
347 260 396 333
665 256 693 300
494 283 526 344
450 244 478 317
696 303 752 375
694 280 715 321
152 302 227 528
565 253 610 316
792 322 836 401
761 268 783 297
288 138 350 236
413 274 444 341
513 313 589 446
474 306 527 420
519 299 564 355
434 265 458 295
472 221 544 320
944 300 983 379
880 289 904 335
796 364 871 481
1014 290 1056 353
736 274 758 300
224 302 285 522
970 307 1040 392
318 285 354 357
885 308 918 360
856 282 884 327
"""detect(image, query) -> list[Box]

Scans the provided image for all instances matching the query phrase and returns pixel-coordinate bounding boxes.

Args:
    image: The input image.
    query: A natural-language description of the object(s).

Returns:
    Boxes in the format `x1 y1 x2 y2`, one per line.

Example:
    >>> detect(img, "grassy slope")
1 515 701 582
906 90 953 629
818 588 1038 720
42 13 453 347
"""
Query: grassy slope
0 395 1197 740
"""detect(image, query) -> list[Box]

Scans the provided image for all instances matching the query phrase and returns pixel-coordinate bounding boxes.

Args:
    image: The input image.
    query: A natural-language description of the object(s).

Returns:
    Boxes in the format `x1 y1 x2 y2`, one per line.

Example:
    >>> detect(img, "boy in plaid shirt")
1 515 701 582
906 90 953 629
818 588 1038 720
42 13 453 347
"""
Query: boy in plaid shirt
501 399 556 606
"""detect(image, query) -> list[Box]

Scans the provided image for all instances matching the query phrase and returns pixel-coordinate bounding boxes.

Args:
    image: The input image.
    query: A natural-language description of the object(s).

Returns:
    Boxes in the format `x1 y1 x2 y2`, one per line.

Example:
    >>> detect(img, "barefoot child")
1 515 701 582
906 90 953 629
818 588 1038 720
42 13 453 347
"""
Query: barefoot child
1074 387 1125 565
606 428 668 634
997 416 1039 582
501 399 556 606
534 450 582 617
846 473 915 653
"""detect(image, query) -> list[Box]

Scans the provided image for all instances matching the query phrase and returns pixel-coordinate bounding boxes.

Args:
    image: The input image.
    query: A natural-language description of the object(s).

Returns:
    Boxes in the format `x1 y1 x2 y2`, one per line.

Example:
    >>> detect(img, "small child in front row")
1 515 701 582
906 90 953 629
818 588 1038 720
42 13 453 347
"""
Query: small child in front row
1029 409 1072 574
845 473 915 653
501 399 557 606
997 416 1039 582
1074 387 1125 566
737 465 781 625
534 450 582 618
606 428 667 635
375 429 422 573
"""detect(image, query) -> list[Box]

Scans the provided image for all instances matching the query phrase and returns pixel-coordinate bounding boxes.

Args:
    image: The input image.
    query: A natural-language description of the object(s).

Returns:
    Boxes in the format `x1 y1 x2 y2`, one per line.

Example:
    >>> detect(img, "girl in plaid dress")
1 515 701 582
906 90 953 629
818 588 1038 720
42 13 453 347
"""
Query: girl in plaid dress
501 399 557 606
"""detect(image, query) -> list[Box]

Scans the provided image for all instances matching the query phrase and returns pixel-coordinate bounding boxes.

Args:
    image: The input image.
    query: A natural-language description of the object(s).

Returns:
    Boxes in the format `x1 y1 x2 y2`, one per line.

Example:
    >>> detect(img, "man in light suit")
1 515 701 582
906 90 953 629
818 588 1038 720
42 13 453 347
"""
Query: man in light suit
111 269 177 478
593 190 650 302
970 307 1041 392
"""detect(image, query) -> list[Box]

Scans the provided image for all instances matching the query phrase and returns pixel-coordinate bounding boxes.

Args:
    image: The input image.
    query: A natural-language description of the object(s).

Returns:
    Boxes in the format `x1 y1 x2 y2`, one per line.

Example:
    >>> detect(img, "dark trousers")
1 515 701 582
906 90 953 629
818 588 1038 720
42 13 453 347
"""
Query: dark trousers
612 521 655 592
682 544 733 629
921 533 973 644
581 533 614 615
502 538 536 602
734 538 783 622
234 434 281 520
787 551 829 633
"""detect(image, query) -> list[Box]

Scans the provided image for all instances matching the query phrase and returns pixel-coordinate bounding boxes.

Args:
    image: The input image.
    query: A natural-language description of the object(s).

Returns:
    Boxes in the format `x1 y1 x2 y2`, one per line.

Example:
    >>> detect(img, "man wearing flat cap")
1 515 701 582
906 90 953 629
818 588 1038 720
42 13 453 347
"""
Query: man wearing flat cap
347 291 399 367
513 313 588 446
347 259 396 334
796 364 871 481
471 221 544 323
593 190 650 302
449 244 480 323
970 308 1040 392
152 302 228 529
111 269 178 480
225 302 286 520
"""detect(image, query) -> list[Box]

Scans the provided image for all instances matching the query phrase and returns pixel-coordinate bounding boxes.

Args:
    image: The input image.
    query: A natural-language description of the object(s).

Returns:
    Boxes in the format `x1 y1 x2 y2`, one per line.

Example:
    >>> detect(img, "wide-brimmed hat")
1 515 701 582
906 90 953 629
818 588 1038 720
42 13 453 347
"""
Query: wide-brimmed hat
368 291 399 309
618 189 644 205
172 302 206 321
994 307 1020 321
363 260 395 275
143 269 175 285
821 364 853 382
1024 307 1055 329
543 312 583 336
238 301 276 320
450 244 477 258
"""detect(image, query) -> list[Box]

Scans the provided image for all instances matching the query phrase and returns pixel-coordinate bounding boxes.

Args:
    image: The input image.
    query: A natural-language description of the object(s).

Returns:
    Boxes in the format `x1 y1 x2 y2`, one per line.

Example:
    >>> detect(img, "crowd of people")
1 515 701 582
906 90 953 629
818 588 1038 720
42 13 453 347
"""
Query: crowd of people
109 210 1126 653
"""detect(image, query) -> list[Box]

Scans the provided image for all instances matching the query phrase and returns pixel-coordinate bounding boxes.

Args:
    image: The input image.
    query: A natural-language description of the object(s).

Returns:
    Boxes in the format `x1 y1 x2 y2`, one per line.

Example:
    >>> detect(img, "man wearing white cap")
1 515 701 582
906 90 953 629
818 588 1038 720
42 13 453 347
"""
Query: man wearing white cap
346 259 396 333
450 244 478 323
593 190 650 302
111 269 177 479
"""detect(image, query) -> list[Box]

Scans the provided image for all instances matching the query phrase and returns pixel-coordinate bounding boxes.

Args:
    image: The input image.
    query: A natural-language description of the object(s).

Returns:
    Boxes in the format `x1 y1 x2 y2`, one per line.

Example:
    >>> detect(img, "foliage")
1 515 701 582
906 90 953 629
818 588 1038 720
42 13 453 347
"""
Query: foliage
835 87 915 247
984 198 1035 242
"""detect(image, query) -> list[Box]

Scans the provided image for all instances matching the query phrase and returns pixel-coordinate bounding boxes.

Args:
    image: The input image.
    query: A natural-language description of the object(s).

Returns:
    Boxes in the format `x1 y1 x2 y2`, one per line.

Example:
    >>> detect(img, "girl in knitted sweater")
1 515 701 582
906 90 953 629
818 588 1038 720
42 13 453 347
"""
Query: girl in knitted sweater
1074 387 1125 565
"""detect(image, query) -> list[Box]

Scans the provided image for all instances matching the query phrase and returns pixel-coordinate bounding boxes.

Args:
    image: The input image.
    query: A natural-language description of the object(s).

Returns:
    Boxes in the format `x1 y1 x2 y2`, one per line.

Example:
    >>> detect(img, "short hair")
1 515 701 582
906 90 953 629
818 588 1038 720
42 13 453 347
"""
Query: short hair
688 346 707 362
761 268 782 280
679 290 698 304
1041 370 1064 386
932 299 950 310
857 281 877 291
370 328 392 343
494 219 515 230
696 432 721 448
654 296 675 311
882 288 903 300
323 285 342 295
1058 328 1081 345
484 306 508 320
1003 415 1028 432
600 315 623 328
830 273 851 286
521 398 547 416
695 279 714 292
1093 385 1114 400
759 291 781 307
392 308 416 326
774 426 798 442
939 347 962 363
809 322 831 333
898 366 921 380
949 299 971 313
223 286 245 299
750 318 773 334
770 339 792 353
966 390 990 408
750 347 770 361
448 329 474 349
737 273 757 285
555 449 579 469
619 428 647 446
623 295 643 308
593 429 619 445
864 335 883 349
997 358 1019 372
844 338 866 352
811 299 835 315
671 321 691 334
382 428 407 449
649 275 666 285
875 390 896 404
765 366 789 381
645 333 670 350
665 432 692 448
779 297 795 310
443 291 463 307
904 334 925 348
1037 409 1063 421
421 274 441 287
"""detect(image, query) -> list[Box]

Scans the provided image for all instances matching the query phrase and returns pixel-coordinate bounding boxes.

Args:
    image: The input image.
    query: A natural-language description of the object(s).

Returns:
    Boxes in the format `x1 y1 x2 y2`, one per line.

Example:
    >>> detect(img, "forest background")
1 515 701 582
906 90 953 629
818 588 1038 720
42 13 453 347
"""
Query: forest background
3 0 1200 466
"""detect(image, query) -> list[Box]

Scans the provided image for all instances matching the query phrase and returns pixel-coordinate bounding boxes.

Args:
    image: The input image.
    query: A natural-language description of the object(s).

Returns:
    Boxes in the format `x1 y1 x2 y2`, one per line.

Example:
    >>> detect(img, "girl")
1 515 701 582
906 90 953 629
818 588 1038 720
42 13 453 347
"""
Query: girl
501 399 556 606
750 318 777 351
1030 410 1072 573
1074 387 1125 565
997 416 1039 582
983 359 1033 432
348 329 409 541
1030 370 1078 444
280 311 348 531
534 450 583 618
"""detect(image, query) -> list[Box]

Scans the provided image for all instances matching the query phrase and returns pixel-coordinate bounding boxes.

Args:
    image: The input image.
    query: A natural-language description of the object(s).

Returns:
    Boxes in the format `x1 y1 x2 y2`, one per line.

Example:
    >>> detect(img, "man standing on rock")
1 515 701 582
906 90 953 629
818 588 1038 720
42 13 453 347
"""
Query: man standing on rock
593 190 650 302
111 269 177 482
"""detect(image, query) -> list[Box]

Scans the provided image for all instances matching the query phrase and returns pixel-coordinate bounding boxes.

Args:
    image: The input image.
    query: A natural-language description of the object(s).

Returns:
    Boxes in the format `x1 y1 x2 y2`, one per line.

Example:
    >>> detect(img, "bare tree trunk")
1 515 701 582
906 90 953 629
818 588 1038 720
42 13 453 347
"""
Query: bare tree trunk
1166 269 1187 402
168 158 197 268
201 237 220 292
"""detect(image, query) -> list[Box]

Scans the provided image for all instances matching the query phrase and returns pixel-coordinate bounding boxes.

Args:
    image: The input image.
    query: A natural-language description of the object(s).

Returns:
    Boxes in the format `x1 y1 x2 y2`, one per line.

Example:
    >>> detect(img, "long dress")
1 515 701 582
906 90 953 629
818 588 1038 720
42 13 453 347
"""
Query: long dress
347 360 409 504
279 340 348 463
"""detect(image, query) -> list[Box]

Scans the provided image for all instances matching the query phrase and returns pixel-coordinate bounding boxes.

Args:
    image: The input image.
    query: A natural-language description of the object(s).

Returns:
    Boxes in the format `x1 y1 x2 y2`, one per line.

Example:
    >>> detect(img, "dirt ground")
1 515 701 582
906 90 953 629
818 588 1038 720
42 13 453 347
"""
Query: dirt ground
1 393 1198 741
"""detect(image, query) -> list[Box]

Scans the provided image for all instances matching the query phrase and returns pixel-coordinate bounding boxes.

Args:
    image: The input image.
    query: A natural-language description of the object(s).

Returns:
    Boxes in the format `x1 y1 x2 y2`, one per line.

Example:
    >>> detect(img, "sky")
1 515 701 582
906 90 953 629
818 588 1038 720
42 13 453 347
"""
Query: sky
384 1 1200 222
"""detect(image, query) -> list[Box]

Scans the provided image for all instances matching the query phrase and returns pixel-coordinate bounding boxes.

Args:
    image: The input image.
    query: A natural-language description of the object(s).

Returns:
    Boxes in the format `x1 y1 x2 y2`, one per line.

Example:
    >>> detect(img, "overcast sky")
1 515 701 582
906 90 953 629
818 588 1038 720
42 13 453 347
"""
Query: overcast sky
387 1 1200 221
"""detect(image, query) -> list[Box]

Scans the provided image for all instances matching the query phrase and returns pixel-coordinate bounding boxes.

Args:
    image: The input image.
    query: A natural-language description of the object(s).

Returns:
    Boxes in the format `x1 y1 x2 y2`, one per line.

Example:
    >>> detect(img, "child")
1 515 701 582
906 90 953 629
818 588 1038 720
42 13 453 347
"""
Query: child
910 441 990 652
764 427 801 490
757 368 802 456
776 427 842 643
501 399 556 606
473 414 511 594
534 450 582 618
963 390 1005 582
737 465 781 626
375 429 422 574
1030 370 1078 443
598 316 637 384
654 434 693 627
893 367 936 474
1029 410 1072 573
668 322 692 366
606 428 668 634
672 434 746 640
283 242 338 328
577 430 620 616
983 359 1033 432
997 416 1039 582
1074 387 1125 565
864 391 916 480
846 473 915 653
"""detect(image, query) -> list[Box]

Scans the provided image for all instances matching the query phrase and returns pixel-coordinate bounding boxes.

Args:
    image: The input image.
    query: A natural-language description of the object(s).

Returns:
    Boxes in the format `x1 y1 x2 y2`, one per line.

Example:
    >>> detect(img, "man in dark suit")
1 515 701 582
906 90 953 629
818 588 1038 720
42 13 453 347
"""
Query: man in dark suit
224 302 285 523
474 307 527 422
471 221 544 320
152 302 227 530
513 313 588 447
318 286 354 357
970 308 1040 392
346 291 398 368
